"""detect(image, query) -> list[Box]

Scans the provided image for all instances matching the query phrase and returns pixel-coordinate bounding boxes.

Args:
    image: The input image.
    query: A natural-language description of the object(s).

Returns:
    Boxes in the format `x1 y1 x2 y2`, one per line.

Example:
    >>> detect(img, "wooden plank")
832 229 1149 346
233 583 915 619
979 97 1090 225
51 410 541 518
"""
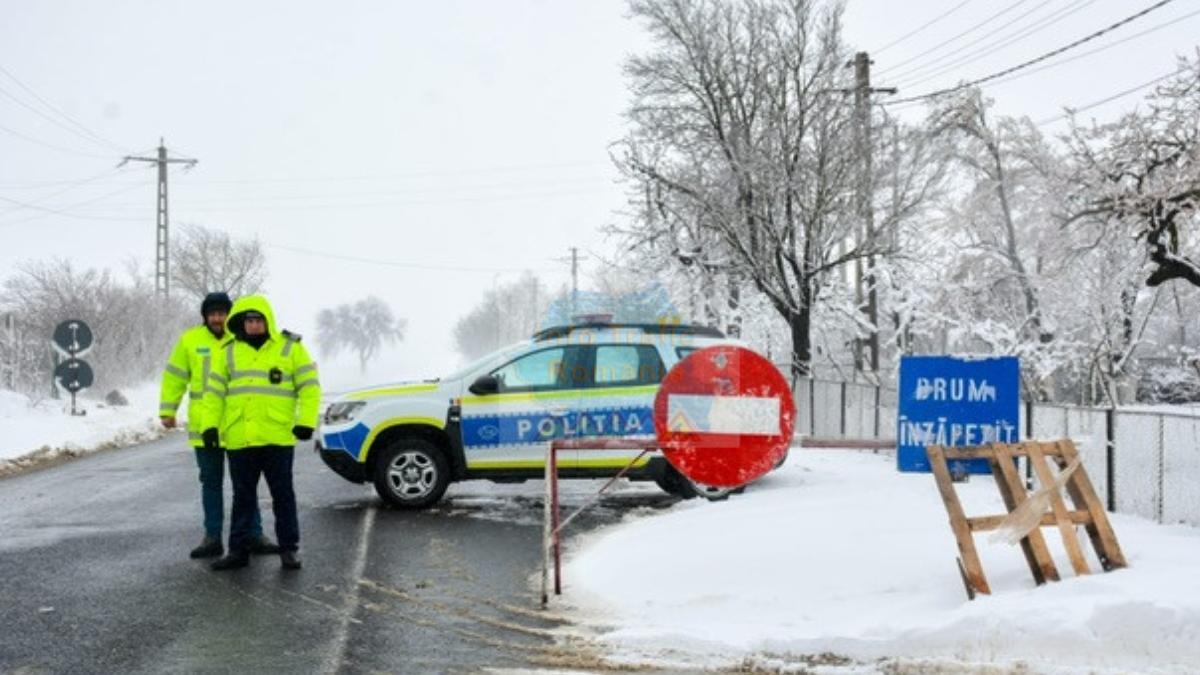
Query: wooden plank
1026 442 1091 576
990 443 1059 584
1053 440 1128 571
943 443 1068 460
955 557 977 601
941 445 994 460
927 445 991 596
967 510 1092 531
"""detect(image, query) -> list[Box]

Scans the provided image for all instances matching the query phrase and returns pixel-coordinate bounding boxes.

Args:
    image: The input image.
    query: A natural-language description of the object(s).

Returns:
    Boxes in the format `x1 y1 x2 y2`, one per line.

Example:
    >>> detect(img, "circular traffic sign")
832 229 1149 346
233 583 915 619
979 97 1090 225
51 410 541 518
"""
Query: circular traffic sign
54 358 94 393
52 319 93 356
653 345 795 487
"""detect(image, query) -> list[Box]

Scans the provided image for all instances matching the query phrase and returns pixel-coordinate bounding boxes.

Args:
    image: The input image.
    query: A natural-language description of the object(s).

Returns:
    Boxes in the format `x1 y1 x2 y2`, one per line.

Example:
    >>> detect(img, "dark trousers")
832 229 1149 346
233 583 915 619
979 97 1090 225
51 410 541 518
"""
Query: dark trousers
194 447 263 540
226 446 298 555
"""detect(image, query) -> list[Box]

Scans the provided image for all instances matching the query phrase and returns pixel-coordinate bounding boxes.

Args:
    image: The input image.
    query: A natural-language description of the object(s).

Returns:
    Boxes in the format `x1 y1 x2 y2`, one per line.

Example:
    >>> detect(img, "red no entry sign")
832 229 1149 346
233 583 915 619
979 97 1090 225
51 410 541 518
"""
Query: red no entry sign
653 345 795 487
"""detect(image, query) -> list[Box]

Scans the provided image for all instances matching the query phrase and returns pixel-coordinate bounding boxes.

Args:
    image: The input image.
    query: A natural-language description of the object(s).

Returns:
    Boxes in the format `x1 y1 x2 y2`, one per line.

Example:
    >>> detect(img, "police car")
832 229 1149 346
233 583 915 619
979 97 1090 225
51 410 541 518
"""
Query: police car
317 321 749 509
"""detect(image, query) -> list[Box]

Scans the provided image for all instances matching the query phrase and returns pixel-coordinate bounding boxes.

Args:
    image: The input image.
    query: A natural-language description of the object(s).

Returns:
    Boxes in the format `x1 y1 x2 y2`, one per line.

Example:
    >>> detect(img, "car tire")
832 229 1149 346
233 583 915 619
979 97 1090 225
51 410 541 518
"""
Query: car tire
372 437 450 509
655 464 741 501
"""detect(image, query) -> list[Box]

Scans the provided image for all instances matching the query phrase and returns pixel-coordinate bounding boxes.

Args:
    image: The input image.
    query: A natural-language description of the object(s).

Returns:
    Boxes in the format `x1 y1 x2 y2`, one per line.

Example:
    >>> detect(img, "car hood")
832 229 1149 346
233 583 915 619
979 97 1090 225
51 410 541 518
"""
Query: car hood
339 380 444 401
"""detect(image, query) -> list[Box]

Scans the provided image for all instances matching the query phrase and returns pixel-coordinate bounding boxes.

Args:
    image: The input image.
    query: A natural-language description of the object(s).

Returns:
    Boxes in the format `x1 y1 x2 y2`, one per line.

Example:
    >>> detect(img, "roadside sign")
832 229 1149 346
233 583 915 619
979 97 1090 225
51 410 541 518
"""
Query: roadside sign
653 345 794 487
897 355 1020 474
54 358 94 394
52 319 93 357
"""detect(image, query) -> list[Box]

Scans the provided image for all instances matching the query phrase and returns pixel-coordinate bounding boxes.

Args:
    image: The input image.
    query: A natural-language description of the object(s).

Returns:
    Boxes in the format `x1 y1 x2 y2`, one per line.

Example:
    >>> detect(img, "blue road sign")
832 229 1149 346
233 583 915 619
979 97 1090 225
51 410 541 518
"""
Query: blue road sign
897 355 1020 474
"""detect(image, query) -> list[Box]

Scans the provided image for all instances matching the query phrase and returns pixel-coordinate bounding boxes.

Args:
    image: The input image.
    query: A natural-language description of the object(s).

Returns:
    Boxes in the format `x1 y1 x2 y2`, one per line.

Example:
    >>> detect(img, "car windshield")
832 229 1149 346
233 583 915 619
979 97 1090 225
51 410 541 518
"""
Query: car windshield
443 341 530 382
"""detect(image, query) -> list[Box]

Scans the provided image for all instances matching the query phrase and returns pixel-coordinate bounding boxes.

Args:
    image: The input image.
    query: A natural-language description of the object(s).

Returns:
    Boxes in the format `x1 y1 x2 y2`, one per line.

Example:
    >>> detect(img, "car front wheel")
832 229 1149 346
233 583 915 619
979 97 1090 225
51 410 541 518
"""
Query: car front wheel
372 437 450 509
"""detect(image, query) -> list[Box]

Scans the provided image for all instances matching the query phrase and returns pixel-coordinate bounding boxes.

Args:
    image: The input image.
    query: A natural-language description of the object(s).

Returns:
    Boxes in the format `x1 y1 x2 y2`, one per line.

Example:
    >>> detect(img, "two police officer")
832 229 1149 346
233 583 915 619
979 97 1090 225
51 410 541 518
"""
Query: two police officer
159 292 279 559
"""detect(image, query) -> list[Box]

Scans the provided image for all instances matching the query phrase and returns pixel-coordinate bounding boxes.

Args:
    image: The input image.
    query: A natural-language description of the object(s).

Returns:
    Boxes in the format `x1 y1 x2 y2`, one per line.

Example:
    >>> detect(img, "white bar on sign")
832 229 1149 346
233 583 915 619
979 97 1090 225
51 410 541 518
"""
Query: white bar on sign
667 394 780 435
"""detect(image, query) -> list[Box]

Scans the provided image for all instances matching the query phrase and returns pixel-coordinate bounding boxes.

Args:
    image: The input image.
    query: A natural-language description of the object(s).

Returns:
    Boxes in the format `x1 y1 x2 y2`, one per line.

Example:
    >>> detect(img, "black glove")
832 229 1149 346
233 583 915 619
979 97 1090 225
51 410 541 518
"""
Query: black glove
292 425 314 441
201 428 220 452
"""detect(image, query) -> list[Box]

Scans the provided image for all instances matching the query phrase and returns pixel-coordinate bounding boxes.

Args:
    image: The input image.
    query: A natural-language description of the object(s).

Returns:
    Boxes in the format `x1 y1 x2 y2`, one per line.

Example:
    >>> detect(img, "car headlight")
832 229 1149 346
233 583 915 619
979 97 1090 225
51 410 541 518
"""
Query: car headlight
324 400 367 424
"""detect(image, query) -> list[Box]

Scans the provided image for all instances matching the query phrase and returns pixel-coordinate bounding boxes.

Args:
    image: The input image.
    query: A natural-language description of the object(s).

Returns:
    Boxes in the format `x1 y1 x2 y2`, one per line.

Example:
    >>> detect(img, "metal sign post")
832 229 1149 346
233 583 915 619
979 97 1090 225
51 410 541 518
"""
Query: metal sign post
51 319 94 416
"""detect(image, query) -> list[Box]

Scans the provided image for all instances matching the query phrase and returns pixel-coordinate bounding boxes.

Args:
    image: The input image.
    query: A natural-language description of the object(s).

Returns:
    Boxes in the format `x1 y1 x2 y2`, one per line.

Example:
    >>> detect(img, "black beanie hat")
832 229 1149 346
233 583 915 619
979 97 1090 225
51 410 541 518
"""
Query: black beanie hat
200 292 233 318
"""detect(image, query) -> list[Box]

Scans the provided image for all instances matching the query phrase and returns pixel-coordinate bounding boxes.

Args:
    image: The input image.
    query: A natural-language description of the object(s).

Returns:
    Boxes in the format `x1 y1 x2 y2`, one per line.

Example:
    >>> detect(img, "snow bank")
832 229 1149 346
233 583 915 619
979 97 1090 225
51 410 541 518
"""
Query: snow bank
0 383 171 474
563 450 1200 673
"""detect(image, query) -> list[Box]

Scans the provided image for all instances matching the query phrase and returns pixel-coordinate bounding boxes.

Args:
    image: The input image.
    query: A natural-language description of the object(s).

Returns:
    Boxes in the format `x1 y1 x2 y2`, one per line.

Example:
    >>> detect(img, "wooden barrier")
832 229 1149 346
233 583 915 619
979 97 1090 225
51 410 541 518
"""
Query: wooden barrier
927 440 1127 599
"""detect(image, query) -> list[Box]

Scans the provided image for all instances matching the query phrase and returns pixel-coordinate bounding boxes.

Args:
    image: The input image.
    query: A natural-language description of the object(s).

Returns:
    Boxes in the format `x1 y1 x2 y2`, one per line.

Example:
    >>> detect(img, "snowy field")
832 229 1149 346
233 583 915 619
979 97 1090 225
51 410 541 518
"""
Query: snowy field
559 449 1200 674
0 383 169 473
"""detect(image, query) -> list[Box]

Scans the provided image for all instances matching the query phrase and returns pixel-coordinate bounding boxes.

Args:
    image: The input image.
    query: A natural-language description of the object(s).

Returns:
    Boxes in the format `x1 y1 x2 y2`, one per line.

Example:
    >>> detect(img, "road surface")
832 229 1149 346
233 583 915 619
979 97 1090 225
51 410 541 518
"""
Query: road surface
0 434 675 674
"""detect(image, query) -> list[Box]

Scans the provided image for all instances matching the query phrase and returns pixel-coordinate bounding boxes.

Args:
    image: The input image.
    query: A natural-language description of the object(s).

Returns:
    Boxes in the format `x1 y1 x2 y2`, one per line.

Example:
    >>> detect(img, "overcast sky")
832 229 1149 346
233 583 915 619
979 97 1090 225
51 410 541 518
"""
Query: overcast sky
2 0 1197 389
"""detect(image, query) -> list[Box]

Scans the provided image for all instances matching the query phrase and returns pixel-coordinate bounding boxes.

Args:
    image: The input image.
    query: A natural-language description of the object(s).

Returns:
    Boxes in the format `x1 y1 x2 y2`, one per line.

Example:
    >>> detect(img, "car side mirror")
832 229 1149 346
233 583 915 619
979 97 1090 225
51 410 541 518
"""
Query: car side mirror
468 374 500 396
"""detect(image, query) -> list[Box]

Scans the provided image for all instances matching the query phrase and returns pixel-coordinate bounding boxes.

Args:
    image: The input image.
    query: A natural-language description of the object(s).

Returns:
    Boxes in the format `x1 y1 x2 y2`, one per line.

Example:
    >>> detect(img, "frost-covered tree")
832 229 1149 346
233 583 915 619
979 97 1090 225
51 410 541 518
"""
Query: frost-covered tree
452 273 548 360
615 0 942 379
1063 55 1200 289
170 223 267 304
315 296 406 373
0 259 190 395
616 0 865 379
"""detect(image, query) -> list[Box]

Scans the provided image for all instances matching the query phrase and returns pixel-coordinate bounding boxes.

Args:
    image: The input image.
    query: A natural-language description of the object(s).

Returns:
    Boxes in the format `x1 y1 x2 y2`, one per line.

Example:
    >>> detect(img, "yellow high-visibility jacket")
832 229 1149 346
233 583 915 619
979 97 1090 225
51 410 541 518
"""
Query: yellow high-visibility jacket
160 324 226 448
199 295 321 450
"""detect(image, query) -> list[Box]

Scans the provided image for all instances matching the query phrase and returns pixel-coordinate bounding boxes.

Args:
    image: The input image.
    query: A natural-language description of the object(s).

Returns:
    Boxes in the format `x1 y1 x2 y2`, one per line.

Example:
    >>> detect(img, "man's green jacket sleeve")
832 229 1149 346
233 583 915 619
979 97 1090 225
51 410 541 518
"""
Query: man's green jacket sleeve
292 342 321 428
159 336 190 418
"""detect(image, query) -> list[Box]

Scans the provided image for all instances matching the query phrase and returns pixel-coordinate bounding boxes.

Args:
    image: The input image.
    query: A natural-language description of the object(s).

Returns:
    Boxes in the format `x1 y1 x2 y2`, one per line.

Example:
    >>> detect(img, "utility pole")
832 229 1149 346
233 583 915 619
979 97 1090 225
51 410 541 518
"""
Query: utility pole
119 139 198 298
554 247 587 320
849 52 895 379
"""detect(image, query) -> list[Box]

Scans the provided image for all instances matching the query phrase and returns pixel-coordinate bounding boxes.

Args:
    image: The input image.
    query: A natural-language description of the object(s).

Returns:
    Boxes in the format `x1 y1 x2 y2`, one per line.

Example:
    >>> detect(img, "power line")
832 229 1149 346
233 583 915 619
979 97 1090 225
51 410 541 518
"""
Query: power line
877 0 1037 75
267 242 560 274
1034 63 1195 127
884 0 1179 106
0 168 129 216
80 185 614 212
890 0 1100 88
170 159 609 185
885 5 1200 114
0 64 126 152
874 0 976 55
0 120 116 159
0 183 147 227
0 81 118 155
974 6 1200 92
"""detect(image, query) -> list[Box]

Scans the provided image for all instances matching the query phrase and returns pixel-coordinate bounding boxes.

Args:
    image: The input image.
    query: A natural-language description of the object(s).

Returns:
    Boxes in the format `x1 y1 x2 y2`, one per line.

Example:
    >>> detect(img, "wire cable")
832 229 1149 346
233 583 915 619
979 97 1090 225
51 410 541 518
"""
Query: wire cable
0 167 130 216
878 0 1037 75
1034 63 1195 126
885 2 1200 112
0 120 117 159
0 183 147 227
0 63 126 152
0 82 118 154
174 159 608 185
884 0 1178 106
890 0 1100 88
874 0 977 55
266 242 560 274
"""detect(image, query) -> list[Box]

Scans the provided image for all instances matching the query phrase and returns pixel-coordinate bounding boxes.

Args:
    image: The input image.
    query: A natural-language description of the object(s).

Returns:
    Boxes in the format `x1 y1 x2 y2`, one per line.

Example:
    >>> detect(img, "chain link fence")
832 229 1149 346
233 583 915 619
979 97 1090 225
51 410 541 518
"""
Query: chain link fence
794 376 1200 527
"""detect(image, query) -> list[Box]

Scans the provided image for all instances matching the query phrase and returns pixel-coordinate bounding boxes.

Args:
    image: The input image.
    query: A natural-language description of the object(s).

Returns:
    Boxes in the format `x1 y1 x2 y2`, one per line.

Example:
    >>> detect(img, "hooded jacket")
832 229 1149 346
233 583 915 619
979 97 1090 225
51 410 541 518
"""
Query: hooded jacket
199 294 321 450
159 324 226 447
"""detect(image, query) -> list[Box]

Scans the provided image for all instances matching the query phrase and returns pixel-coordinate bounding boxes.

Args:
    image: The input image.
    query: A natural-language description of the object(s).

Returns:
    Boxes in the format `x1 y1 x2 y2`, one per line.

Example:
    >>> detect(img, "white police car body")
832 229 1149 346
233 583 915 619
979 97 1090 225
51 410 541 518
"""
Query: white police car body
317 322 739 508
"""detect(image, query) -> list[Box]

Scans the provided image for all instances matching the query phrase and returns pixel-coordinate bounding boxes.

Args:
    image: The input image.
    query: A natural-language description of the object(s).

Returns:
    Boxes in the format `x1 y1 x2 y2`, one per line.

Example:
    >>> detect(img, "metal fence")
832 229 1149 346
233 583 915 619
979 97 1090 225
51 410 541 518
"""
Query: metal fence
794 376 1200 527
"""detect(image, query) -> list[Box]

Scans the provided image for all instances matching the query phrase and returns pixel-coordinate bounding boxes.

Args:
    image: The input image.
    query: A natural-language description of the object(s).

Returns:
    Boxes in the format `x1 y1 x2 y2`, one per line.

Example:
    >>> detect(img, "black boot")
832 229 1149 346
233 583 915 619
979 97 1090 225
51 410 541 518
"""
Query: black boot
190 537 223 559
249 536 281 555
210 553 249 571
280 551 302 570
